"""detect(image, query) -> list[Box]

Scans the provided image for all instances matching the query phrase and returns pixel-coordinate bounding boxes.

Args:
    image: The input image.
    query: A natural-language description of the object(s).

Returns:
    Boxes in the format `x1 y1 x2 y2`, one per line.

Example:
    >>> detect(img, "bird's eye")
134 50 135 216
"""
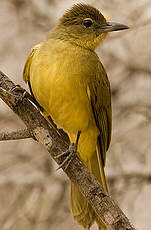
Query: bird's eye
83 18 93 28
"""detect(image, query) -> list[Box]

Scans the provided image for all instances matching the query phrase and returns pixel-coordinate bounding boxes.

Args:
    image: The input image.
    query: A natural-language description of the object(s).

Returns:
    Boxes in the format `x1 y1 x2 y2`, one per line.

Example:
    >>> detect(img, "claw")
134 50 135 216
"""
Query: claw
56 131 81 171
10 85 26 105
56 150 74 171
11 85 25 95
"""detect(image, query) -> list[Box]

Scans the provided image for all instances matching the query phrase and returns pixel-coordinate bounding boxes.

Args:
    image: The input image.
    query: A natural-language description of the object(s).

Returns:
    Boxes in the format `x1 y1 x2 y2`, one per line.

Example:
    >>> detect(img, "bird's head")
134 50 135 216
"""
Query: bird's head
54 4 129 50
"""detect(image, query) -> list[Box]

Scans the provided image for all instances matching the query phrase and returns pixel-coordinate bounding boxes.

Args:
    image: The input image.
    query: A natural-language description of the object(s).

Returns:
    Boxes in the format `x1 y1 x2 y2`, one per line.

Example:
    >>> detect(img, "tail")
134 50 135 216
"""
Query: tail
70 145 107 229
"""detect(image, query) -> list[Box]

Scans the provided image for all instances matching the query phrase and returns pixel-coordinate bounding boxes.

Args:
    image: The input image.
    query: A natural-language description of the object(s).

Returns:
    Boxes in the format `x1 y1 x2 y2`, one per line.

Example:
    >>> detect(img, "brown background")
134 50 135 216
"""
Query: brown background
0 0 151 229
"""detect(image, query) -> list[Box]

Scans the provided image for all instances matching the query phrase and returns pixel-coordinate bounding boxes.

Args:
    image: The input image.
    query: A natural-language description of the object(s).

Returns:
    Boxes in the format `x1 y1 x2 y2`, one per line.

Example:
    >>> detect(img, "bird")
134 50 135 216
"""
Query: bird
23 4 128 230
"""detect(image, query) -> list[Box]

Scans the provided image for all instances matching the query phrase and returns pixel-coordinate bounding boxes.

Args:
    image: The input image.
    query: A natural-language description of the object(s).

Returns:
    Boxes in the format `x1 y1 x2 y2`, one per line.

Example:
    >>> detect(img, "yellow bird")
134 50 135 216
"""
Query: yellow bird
23 4 128 230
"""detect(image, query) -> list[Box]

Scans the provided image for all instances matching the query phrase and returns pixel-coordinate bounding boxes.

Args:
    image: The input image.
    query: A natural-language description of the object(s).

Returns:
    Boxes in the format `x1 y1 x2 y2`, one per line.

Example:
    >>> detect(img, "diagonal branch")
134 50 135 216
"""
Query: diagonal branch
0 70 137 230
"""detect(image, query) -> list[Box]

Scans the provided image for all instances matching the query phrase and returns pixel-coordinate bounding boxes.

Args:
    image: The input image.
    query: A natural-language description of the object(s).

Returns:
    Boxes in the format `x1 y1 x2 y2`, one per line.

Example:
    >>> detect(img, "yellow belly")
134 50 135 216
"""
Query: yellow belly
30 40 99 161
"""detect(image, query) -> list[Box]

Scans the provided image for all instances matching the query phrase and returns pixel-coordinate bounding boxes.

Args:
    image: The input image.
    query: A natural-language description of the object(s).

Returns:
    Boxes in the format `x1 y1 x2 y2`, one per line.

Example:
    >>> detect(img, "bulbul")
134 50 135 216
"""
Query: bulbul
23 4 128 230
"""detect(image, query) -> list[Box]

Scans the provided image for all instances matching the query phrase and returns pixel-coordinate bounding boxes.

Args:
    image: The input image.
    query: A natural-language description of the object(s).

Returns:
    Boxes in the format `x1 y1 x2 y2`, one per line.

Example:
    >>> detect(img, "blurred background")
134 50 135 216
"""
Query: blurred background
0 0 151 229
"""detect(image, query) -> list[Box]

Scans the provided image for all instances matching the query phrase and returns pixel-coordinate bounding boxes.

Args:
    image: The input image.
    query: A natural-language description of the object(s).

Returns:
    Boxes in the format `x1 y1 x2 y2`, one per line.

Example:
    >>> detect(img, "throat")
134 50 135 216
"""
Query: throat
48 26 106 51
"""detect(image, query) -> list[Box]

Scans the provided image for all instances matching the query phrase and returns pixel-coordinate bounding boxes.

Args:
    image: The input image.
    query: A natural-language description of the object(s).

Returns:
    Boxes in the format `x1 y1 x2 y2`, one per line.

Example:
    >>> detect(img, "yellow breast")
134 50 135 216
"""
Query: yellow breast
30 39 97 134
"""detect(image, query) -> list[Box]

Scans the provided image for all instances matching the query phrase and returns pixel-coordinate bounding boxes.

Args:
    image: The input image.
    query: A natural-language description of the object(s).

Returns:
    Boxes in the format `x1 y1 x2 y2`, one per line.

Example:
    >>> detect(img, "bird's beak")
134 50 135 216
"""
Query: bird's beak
100 22 129 32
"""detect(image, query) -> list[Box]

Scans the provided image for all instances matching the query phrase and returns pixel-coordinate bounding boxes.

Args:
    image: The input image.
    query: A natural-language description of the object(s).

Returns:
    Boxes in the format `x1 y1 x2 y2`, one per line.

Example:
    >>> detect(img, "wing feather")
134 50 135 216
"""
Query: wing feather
23 44 42 83
88 62 112 166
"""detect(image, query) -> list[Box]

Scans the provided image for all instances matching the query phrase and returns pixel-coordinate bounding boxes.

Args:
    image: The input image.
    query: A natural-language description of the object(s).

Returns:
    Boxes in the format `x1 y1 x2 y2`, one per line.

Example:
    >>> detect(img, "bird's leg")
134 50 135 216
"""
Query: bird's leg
56 130 81 171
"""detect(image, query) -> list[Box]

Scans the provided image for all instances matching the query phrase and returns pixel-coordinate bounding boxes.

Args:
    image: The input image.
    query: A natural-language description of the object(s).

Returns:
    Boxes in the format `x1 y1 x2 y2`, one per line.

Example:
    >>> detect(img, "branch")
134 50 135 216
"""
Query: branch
0 70 137 230
0 128 31 141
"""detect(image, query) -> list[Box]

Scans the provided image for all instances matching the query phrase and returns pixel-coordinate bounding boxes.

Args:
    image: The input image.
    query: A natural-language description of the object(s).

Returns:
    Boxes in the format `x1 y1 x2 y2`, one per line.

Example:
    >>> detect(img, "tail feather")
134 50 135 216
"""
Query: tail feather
71 183 95 229
70 149 107 229
96 144 108 192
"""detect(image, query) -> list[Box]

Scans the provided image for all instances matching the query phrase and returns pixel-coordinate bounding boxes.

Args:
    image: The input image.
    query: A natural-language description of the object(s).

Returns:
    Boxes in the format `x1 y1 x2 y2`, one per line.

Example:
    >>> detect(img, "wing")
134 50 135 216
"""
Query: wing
88 62 112 166
23 43 42 83
23 43 45 109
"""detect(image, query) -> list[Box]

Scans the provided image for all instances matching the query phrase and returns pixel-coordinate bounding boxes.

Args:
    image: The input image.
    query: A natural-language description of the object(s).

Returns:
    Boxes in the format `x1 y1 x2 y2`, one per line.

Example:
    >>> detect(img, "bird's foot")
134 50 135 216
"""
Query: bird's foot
56 143 77 171
11 84 25 95
11 85 44 112
10 84 27 105
56 131 81 171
